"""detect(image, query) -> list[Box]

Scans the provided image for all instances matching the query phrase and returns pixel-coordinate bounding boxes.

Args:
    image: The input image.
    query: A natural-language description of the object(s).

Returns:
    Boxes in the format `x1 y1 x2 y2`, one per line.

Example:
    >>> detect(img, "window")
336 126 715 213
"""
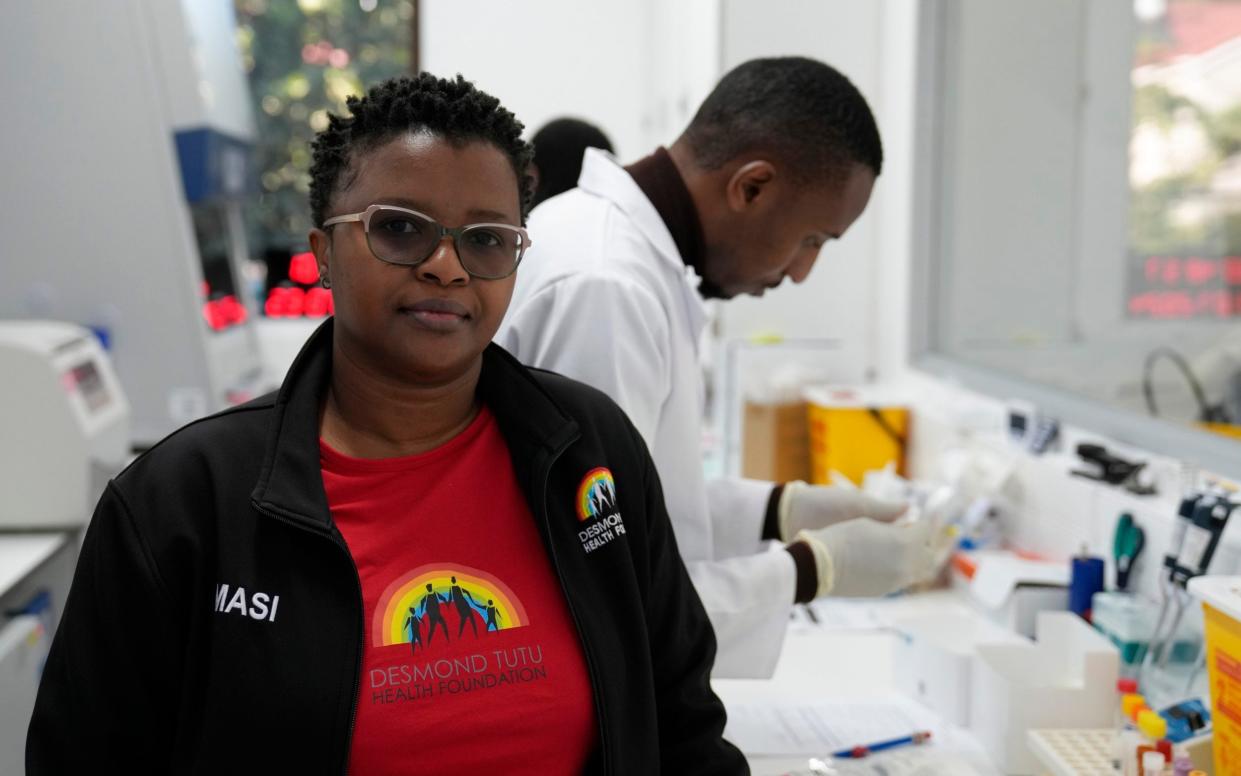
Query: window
234 0 414 313
917 0 1241 476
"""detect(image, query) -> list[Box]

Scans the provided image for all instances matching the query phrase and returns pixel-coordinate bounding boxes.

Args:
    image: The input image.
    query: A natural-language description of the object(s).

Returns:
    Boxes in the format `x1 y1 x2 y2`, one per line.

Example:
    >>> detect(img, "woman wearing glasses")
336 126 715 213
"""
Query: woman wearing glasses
28 74 746 775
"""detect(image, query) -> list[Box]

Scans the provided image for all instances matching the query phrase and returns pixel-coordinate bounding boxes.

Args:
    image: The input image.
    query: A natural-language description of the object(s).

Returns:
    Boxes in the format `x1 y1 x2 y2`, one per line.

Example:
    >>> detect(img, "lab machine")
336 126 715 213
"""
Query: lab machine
0 0 265 446
0 320 130 771
0 321 130 529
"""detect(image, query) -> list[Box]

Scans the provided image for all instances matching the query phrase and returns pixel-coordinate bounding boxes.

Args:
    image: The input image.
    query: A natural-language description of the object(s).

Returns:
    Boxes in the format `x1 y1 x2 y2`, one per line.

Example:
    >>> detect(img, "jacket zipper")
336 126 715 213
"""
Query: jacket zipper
253 502 364 776
536 438 611 775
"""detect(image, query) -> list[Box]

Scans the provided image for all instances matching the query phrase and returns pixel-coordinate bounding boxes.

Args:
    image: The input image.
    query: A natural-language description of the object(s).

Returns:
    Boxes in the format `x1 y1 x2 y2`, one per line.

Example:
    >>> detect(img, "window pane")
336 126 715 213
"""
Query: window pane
233 0 414 313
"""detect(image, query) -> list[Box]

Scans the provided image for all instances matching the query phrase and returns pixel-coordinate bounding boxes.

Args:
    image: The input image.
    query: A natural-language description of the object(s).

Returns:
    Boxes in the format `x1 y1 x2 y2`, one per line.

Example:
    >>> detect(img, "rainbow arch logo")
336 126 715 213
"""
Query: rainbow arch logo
577 467 617 522
373 563 529 648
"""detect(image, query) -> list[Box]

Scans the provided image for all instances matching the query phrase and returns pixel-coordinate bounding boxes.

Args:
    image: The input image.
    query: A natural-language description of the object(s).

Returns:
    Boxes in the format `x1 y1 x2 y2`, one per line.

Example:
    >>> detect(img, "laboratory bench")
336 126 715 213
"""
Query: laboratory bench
713 591 1025 775
0 531 77 775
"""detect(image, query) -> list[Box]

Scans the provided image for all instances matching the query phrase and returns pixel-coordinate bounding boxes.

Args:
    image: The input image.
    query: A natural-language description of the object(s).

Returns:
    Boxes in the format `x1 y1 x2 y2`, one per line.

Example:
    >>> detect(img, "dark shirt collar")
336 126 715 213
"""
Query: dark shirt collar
625 148 712 293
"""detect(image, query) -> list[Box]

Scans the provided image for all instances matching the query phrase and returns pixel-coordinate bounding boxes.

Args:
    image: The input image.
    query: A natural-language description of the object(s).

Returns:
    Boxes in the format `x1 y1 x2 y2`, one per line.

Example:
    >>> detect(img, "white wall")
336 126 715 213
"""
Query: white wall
419 0 719 162
713 0 892 383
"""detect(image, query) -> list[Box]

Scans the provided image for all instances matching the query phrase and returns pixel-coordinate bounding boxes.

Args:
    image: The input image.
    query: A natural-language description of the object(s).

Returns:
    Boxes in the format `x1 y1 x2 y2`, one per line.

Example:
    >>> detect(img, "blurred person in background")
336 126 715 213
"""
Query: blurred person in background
530 117 615 207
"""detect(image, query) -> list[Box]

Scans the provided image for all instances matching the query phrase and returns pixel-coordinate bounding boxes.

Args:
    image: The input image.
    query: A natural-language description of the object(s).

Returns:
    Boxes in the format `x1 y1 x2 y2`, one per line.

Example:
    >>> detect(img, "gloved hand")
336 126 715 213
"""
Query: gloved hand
795 517 953 599
778 480 909 542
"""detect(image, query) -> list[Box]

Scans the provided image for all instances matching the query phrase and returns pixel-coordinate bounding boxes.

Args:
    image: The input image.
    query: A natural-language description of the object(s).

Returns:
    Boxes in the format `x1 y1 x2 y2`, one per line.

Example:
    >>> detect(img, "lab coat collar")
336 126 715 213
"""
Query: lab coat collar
577 148 710 341
251 318 579 530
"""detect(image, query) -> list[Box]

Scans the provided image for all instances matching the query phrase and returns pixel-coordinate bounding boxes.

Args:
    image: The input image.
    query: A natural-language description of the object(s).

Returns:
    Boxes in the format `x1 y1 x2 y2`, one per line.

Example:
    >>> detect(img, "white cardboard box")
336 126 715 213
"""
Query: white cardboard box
969 612 1119 774
891 609 1029 727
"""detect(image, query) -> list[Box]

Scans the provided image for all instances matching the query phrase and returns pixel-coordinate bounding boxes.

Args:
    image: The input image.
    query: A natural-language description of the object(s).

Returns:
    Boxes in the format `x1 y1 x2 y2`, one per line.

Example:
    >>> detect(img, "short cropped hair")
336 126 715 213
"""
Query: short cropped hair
309 73 534 226
681 56 882 184
531 117 614 206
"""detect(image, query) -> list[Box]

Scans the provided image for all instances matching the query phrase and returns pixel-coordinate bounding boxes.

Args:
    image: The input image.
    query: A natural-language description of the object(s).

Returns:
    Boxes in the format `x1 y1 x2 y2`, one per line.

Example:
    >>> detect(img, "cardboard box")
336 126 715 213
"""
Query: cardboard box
742 401 810 483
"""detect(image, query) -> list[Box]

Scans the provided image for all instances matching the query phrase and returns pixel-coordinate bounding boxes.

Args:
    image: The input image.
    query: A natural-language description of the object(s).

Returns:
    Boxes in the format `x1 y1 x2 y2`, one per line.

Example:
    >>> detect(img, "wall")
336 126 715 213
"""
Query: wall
713 0 889 383
419 0 719 162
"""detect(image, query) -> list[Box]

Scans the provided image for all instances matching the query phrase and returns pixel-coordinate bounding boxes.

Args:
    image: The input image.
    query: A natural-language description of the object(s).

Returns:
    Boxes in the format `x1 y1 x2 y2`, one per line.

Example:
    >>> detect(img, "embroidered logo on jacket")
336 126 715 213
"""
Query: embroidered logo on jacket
576 467 626 553
214 582 280 622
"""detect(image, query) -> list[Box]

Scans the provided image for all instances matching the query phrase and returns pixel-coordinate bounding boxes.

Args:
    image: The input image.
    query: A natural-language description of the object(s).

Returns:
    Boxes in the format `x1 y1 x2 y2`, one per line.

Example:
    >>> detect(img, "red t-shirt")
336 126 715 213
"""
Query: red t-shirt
320 407 597 775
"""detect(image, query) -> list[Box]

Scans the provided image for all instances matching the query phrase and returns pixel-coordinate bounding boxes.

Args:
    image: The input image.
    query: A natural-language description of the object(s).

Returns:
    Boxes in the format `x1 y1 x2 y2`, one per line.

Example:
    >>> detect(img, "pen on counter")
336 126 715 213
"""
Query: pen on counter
803 604 820 624
830 730 931 759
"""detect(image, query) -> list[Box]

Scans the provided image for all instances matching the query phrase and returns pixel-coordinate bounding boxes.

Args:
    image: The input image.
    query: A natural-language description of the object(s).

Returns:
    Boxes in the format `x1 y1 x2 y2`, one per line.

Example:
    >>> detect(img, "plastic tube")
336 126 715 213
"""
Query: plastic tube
1141 750 1166 776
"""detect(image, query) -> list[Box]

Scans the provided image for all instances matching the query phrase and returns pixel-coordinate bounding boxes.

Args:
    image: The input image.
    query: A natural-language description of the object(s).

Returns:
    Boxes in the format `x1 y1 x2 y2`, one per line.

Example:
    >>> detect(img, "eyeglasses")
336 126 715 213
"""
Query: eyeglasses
322 204 531 280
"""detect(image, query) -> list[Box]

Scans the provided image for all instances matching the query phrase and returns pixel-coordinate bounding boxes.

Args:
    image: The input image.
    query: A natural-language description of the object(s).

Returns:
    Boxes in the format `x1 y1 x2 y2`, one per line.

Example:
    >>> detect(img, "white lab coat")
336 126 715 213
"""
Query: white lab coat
497 149 794 677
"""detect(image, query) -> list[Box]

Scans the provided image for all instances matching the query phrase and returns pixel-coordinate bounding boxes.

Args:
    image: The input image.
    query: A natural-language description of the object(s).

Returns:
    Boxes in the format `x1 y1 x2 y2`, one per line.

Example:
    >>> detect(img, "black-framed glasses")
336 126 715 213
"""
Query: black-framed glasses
322 204 531 280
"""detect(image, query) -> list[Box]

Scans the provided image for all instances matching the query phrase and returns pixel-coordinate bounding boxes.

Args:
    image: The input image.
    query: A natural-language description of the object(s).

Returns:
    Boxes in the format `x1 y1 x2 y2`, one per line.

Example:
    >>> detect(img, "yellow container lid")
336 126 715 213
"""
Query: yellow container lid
1138 709 1167 740
1122 693 1146 719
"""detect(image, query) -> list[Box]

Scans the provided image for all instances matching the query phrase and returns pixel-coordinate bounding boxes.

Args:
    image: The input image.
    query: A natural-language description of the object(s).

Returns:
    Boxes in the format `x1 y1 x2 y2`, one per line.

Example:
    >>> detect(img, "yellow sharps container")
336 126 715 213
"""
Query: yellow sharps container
1190 575 1241 775
803 386 908 487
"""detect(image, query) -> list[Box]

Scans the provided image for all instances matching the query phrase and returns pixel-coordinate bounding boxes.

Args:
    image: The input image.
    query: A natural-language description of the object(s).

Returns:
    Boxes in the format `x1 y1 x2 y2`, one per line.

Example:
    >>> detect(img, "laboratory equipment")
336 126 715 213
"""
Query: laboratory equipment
1114 513 1147 591
0 615 49 776
1159 699 1210 744
1069 551 1106 622
0 321 129 528
1 0 265 446
1093 592 1200 670
1027 728 1118 776
970 612 1119 773
1141 491 1236 690
1005 399 1061 455
1072 443 1157 496
0 320 118 766
0 533 78 773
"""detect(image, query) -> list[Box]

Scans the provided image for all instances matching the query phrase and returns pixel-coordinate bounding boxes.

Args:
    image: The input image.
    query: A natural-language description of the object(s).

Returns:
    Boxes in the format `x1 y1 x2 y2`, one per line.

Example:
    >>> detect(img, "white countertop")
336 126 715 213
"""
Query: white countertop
0 533 68 598
712 591 1001 775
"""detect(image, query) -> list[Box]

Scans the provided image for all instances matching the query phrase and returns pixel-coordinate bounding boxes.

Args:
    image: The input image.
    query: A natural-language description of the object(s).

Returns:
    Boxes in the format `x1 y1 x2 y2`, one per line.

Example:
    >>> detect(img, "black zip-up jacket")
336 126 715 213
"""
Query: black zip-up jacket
27 321 748 774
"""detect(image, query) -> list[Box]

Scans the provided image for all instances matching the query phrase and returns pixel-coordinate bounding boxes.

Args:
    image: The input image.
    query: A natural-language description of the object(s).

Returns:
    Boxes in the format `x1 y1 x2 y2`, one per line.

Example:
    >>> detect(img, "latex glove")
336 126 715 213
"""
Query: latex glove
796 517 953 599
778 480 909 542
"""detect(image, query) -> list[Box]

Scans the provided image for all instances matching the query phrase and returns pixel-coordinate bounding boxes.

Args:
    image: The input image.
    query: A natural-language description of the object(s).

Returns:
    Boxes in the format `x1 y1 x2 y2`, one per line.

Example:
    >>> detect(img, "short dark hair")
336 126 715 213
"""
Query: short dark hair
531 117 614 206
681 57 882 184
309 73 534 227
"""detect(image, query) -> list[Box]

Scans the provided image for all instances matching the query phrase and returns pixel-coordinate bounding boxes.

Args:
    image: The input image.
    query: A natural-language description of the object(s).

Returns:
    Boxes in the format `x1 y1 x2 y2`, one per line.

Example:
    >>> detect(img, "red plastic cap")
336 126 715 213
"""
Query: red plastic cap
1117 678 1138 693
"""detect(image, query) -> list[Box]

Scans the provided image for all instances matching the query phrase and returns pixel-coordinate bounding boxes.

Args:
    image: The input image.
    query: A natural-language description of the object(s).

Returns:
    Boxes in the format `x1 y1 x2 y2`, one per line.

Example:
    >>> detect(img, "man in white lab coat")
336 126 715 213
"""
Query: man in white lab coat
498 57 942 677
